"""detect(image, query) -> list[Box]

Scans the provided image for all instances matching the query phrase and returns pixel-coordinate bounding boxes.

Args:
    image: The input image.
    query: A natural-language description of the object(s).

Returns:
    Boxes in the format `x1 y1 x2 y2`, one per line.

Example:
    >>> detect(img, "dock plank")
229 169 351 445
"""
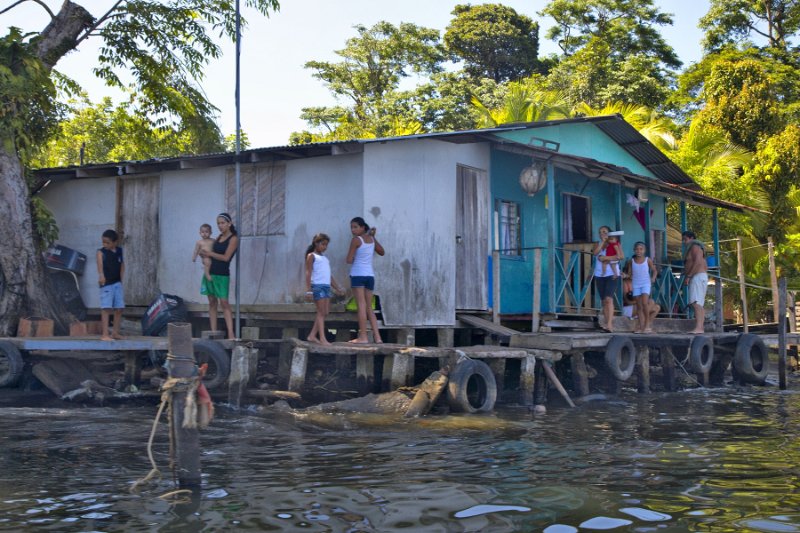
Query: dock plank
457 314 519 341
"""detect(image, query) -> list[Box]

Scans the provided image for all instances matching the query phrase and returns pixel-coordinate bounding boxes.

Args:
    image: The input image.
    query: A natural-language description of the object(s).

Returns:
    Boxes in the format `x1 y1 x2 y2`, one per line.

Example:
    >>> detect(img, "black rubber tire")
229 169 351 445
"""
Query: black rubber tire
0 340 24 388
446 359 497 413
689 335 714 374
192 339 231 390
604 335 636 381
733 334 769 385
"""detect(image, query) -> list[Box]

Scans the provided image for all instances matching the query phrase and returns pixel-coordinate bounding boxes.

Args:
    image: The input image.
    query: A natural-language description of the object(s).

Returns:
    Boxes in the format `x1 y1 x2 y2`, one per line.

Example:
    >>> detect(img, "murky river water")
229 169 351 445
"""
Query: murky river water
2 384 800 532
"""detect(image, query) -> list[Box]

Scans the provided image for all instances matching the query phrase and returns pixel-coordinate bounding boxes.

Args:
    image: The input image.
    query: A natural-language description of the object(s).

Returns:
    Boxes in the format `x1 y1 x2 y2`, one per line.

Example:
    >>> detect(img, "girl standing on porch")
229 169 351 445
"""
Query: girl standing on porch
346 217 385 344
593 225 624 332
199 213 239 339
305 233 344 345
625 241 658 333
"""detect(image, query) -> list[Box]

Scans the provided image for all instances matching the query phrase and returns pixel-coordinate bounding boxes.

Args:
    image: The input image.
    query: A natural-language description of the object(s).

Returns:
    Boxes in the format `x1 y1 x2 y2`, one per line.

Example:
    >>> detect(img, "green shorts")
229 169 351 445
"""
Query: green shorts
201 274 230 299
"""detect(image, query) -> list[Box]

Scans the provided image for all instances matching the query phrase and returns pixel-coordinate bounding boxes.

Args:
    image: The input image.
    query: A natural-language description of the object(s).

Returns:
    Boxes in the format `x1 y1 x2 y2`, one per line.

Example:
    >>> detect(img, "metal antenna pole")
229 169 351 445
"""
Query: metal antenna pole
234 0 242 339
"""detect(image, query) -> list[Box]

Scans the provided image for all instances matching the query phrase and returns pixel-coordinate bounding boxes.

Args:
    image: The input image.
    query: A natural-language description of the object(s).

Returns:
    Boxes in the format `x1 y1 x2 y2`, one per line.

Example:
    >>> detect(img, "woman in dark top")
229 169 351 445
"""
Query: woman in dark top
199 212 239 339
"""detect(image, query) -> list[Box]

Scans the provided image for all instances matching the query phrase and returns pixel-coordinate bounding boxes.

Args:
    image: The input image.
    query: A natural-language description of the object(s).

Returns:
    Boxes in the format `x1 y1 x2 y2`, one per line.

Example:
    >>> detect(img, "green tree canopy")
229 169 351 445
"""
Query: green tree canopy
0 0 279 336
444 3 540 82
700 0 800 53
540 0 681 68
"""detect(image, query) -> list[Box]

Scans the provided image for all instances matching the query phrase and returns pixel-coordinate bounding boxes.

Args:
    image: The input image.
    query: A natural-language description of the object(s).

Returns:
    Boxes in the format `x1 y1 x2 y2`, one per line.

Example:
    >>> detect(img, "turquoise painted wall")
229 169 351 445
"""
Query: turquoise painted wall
494 123 659 181
491 148 668 315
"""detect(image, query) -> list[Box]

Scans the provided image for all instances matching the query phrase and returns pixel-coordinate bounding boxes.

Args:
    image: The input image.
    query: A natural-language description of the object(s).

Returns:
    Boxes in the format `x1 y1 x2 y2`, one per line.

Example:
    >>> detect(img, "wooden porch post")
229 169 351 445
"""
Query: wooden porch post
643 191 651 252
736 238 749 332
779 277 787 390
546 161 556 313
532 248 542 332
768 237 779 323
713 208 723 332
680 202 687 235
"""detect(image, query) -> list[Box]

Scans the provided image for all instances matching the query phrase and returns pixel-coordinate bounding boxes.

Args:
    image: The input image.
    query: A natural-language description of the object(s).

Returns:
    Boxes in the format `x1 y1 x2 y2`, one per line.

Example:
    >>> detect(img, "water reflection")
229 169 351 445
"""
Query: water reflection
0 386 799 531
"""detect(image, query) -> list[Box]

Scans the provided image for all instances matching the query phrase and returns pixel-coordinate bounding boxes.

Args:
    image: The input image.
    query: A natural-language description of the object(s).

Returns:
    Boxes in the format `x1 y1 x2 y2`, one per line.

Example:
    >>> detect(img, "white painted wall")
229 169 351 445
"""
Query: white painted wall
268 153 363 304
159 167 226 303
39 140 492 328
39 177 117 308
363 138 490 326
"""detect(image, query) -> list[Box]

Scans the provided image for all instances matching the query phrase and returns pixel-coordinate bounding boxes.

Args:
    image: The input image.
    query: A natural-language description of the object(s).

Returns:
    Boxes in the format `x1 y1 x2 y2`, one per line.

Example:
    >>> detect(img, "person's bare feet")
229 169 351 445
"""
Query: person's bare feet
101 335 113 341
348 338 370 344
642 328 653 334
112 333 124 340
689 329 704 334
307 336 319 344
319 338 332 346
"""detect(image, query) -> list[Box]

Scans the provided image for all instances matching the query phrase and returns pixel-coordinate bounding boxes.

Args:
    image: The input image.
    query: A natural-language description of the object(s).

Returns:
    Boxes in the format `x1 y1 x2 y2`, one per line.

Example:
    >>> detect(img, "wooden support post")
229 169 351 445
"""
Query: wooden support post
532 248 542 333
227 345 255 409
287 346 308 393
492 249 501 324
395 328 415 346
737 238 749 333
712 208 723 332
390 352 414 390
240 326 260 340
570 353 590 397
779 277 787 390
542 360 575 408
437 329 454 369
278 327 298 384
437 328 454 347
636 346 650 394
768 237 779 323
488 358 506 396
533 360 548 405
166 323 200 488
381 354 394 391
356 353 374 394
519 355 536 406
661 346 676 392
124 352 142 387
335 326 352 370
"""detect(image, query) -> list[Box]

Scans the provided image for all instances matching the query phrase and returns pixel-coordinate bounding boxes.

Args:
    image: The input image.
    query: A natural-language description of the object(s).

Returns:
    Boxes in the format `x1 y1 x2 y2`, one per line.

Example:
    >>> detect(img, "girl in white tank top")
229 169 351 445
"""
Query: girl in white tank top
346 217 385 343
625 241 657 334
305 233 343 345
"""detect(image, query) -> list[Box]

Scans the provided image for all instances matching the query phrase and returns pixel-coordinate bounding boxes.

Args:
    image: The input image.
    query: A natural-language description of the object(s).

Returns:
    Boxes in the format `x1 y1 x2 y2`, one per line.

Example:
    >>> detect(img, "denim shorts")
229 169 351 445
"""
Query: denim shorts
595 276 619 300
100 281 125 309
632 283 651 297
350 276 375 291
311 284 332 301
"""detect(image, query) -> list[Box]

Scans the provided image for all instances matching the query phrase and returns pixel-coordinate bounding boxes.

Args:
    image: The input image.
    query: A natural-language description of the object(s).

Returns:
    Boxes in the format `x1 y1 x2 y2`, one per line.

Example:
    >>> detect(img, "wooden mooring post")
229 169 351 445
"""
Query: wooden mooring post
779 277 787 390
167 323 201 488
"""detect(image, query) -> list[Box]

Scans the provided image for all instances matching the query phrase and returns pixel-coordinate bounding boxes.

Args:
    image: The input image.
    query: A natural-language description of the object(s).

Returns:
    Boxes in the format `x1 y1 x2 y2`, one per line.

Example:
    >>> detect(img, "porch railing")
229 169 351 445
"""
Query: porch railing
492 246 703 331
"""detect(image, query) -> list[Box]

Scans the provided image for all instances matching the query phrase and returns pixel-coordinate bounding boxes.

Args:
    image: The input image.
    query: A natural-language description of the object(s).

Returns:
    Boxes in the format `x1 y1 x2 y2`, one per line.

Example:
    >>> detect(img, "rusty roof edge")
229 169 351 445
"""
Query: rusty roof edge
487 135 764 214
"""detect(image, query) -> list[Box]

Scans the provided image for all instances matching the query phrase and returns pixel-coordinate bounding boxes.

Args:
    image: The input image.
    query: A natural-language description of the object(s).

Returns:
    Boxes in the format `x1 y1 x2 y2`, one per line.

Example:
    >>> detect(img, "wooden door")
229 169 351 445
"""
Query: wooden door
119 175 160 306
455 165 489 310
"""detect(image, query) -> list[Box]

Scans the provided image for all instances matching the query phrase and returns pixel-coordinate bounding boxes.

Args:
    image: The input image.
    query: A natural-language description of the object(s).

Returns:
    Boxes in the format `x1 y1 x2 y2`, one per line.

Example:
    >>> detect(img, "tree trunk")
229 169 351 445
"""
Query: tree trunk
0 1 93 336
0 148 72 335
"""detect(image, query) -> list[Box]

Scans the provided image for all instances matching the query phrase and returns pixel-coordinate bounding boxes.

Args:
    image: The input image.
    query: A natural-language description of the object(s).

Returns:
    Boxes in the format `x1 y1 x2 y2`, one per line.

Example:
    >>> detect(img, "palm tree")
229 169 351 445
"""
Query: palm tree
573 101 675 151
471 77 570 128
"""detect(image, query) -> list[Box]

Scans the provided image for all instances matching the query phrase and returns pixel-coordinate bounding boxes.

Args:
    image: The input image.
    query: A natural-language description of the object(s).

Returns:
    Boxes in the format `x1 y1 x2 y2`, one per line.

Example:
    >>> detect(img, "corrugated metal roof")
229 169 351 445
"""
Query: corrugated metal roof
32 115 698 189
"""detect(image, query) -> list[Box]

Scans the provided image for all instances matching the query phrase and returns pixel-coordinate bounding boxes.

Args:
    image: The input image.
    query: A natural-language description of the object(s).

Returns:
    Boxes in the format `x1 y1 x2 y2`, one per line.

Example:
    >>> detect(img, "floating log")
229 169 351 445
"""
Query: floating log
405 370 448 418
246 389 302 401
32 359 95 397
541 361 575 408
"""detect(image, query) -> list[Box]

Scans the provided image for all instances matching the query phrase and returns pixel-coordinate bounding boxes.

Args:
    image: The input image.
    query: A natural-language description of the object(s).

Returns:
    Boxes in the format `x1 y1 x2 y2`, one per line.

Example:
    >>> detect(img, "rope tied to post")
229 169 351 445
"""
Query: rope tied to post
129 360 214 493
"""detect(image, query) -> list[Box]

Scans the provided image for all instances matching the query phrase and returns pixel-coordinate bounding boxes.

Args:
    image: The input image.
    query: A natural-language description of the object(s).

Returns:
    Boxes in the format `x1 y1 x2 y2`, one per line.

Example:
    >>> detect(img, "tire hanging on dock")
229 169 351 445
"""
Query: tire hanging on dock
604 336 636 381
192 340 231 390
733 334 769 385
689 335 714 374
0 340 23 388
446 359 497 413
